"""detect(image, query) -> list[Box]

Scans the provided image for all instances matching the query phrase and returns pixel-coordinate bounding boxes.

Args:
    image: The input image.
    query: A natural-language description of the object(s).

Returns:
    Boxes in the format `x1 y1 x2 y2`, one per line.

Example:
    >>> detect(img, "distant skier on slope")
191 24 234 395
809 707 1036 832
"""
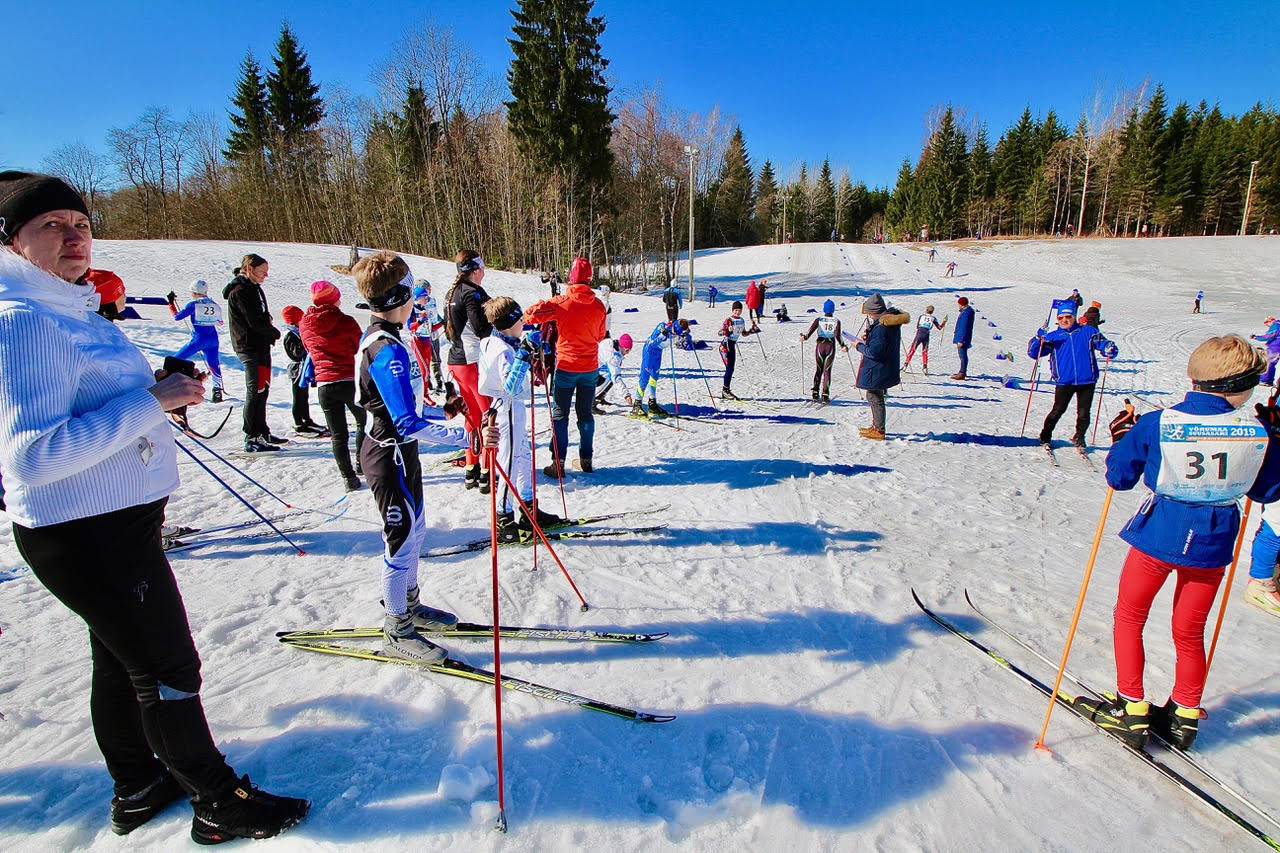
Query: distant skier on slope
799 299 848 403
905 304 946 375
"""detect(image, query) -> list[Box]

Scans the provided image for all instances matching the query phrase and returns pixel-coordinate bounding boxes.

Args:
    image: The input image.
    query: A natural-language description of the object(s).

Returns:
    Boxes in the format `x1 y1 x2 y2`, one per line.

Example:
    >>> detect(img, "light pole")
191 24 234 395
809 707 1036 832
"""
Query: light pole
684 145 698 301
1242 160 1260 236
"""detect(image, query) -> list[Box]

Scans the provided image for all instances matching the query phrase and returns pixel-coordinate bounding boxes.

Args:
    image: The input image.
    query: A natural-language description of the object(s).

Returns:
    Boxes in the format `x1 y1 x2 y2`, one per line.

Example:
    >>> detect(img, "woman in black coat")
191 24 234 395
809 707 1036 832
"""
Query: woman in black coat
855 292 910 439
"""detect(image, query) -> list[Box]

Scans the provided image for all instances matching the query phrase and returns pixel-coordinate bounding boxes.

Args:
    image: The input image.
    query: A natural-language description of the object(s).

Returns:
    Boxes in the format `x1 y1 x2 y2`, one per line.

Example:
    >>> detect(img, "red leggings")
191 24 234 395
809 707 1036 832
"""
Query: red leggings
1112 548 1224 708
448 362 490 466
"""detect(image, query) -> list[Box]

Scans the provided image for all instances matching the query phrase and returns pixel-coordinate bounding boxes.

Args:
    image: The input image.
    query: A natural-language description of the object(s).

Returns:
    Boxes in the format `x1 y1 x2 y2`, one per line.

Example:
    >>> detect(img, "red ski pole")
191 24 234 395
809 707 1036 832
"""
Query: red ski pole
485 445 508 833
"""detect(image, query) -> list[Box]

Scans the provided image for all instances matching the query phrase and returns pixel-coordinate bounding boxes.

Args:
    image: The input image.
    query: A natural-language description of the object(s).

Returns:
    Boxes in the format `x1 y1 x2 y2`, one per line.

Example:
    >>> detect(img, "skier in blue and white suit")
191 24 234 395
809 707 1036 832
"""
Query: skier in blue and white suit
168 280 225 401
630 318 690 418
354 251 469 665
1028 301 1118 447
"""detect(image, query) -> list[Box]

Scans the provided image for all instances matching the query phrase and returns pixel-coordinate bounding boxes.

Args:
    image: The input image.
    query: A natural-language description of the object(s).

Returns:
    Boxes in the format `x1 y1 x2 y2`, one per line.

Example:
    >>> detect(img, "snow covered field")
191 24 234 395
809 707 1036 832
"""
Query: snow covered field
2 234 1280 851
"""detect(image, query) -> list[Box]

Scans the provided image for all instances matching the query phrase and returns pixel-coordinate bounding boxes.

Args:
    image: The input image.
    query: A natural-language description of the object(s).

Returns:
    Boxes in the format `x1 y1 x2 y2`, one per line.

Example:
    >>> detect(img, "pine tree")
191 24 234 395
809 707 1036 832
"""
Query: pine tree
915 107 969 239
711 127 755 246
1155 101 1196 233
885 159 914 236
994 107 1036 232
967 126 993 236
835 173 855 239
812 159 836 241
225 53 270 162
754 160 778 242
506 0 615 197
266 23 324 145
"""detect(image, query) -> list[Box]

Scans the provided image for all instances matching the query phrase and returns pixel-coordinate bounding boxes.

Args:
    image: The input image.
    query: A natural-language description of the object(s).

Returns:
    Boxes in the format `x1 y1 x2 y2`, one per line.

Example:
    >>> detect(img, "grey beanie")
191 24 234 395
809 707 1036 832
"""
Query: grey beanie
862 293 887 315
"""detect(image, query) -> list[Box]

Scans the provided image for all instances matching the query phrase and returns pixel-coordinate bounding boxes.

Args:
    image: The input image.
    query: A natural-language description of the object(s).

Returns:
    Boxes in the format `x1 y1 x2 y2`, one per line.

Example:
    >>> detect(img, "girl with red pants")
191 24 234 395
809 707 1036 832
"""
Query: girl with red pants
444 250 493 490
1077 335 1280 749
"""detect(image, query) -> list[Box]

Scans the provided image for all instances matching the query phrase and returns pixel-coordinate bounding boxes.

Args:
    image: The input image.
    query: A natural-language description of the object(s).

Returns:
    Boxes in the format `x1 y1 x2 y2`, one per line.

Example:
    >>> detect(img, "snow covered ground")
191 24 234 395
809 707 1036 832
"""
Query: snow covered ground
2 234 1280 851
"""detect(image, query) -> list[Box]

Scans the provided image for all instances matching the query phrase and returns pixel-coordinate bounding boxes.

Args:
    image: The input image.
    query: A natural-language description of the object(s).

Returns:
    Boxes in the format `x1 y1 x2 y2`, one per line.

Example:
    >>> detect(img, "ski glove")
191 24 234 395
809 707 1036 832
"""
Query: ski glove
1109 399 1138 444
1255 402 1280 435
1103 343 1118 359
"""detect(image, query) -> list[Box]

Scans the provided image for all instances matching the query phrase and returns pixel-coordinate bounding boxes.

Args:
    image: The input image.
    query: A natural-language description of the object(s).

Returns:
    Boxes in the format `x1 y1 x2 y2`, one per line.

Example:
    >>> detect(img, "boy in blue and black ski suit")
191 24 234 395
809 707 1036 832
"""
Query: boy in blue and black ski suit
168 279 225 402
631 319 690 418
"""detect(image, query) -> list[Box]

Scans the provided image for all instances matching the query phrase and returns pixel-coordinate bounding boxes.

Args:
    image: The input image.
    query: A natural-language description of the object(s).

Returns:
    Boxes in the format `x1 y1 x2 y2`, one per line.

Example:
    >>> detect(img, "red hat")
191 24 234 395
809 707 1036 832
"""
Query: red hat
568 257 593 284
957 296 969 307
310 280 341 305
282 305 304 325
85 269 124 304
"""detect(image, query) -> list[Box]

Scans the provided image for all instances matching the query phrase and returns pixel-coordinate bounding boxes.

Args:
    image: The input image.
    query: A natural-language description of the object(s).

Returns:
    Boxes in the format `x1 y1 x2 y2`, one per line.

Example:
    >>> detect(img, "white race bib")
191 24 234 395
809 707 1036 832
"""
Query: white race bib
726 316 746 341
817 316 838 339
193 299 221 326
1155 409 1269 504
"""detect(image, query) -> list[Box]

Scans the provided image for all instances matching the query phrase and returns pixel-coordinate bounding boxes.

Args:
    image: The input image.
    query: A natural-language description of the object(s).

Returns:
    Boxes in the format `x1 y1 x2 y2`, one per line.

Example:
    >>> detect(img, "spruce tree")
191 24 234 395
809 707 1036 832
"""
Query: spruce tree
712 127 755 246
885 159 914 235
967 126 993 236
754 160 778 242
506 0 615 194
812 159 836 241
266 23 324 144
226 53 270 162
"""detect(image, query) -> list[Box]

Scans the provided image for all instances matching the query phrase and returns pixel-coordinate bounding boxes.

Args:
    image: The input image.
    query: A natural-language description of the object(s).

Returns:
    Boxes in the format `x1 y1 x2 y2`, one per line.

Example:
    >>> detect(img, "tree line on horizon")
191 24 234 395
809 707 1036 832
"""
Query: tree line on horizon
33 2 1279 288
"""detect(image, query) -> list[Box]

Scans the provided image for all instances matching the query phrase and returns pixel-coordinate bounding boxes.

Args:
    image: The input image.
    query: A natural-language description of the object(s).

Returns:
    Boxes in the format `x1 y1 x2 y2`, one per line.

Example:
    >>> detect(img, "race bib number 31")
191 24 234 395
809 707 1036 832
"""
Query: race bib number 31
1155 409 1268 504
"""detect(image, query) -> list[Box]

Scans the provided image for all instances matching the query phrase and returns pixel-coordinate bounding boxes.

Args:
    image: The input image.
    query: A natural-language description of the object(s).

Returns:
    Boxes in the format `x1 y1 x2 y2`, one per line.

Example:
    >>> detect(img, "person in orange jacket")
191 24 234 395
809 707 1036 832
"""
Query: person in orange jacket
523 257 608 474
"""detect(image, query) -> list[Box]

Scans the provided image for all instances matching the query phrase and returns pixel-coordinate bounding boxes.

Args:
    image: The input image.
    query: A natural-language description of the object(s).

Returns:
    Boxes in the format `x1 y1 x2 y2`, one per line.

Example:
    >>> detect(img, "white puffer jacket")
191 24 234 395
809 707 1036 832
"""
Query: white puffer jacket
0 250 175 527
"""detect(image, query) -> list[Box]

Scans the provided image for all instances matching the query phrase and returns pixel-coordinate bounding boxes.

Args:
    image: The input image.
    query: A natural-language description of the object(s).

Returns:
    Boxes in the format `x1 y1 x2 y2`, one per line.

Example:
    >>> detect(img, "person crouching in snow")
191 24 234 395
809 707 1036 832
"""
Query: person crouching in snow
854 293 909 439
478 296 566 542
354 251 470 664
631 319 691 418
1076 335 1280 749
718 300 758 399
595 333 633 413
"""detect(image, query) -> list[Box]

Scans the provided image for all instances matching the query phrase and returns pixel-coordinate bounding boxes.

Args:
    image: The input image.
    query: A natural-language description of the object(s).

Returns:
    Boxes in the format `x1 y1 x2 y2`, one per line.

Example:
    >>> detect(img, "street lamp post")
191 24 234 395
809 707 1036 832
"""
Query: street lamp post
1242 160 1260 236
684 145 698 302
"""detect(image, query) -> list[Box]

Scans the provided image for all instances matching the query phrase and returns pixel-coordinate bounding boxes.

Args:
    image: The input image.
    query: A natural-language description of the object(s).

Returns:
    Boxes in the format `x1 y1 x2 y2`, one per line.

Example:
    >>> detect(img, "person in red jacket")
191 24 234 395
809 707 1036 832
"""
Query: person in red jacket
299 280 366 491
745 280 763 325
524 257 608 474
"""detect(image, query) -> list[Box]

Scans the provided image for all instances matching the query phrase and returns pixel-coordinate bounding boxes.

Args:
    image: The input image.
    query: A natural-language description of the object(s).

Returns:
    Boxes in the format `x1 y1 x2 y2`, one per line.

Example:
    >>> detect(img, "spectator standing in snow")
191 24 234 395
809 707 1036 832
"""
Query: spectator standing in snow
0 171 309 842
444 249 494 491
855 292 910 439
745 279 762 325
952 296 975 379
662 278 683 322
280 305 325 435
300 280 366 491
224 252 282 452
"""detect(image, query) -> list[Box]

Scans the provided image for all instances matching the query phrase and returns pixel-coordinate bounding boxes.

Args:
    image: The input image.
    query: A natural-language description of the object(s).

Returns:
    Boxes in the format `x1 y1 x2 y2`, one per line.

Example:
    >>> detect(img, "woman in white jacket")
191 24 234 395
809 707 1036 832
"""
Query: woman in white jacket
0 172 307 843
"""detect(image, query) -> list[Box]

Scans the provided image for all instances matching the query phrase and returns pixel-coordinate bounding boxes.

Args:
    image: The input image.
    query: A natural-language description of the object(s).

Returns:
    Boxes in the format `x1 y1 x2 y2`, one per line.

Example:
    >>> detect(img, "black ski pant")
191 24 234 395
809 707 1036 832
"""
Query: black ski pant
12 500 237 798
721 340 737 390
288 363 314 428
237 347 272 439
813 339 836 396
1040 382 1096 444
318 380 366 478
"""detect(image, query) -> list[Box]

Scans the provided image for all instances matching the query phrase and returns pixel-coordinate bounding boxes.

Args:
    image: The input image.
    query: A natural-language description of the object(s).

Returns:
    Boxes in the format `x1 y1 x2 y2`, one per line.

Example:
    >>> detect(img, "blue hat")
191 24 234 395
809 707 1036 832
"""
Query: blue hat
823 299 835 314
413 284 428 299
1057 303 1076 317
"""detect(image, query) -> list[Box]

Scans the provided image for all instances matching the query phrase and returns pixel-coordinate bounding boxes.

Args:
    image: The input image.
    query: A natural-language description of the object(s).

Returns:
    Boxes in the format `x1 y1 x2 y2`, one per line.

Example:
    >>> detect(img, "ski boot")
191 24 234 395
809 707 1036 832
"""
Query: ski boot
342 472 361 492
1245 577 1280 615
478 467 491 495
190 776 310 845
382 612 448 664
811 390 820 402
496 511 522 544
821 393 830 404
1073 693 1150 748
464 463 481 490
211 387 224 404
721 387 739 400
1150 699 1201 750
647 401 670 418
521 505 566 533
111 771 185 835
629 401 649 419
406 586 458 632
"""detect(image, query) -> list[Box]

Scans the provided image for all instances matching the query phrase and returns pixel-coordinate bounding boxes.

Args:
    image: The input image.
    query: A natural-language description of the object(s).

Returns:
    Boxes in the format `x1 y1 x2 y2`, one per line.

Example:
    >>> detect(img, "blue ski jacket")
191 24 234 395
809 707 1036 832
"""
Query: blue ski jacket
1028 323 1117 385
1106 392 1280 567
952 306 975 348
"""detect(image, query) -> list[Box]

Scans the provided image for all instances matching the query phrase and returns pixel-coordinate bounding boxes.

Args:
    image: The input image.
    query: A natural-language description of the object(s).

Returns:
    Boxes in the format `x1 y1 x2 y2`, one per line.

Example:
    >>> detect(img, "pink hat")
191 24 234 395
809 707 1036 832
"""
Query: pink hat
618 333 633 351
310 280 341 305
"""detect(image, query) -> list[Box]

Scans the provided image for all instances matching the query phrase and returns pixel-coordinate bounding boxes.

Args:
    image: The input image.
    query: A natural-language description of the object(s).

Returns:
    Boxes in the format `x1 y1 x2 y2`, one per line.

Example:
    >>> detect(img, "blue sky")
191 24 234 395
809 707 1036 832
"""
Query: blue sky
4 1 1278 188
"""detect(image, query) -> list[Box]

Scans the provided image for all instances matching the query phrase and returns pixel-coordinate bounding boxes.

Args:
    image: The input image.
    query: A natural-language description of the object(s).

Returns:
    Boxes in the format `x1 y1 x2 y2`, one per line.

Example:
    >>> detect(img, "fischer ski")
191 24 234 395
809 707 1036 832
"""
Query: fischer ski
278 637 676 722
277 623 668 643
422 523 667 558
165 505 347 554
912 588 1280 851
962 589 1280 837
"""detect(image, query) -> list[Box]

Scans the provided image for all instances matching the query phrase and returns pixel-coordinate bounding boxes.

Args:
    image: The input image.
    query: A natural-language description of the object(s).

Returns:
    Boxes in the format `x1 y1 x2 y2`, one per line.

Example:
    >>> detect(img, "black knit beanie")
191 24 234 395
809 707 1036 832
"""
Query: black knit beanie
0 171 89 244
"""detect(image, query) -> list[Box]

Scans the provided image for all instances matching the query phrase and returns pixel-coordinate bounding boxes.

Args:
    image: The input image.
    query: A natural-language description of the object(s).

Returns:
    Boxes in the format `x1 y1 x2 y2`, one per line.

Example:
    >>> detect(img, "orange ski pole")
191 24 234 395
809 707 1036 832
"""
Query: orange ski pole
1204 498 1254 682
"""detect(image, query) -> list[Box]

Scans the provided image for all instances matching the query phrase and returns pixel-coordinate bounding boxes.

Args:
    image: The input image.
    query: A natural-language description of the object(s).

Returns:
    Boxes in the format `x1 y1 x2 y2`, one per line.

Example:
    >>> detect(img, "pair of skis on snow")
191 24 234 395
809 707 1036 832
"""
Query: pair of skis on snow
162 503 348 553
914 588 1280 850
277 622 675 723
1042 441 1097 471
421 504 669 557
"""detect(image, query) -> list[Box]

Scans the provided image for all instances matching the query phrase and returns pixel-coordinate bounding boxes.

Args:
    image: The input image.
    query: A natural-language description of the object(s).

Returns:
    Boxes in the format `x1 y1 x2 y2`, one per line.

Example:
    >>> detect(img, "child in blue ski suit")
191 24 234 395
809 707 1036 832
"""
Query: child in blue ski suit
168 280 225 402
631 319 690 418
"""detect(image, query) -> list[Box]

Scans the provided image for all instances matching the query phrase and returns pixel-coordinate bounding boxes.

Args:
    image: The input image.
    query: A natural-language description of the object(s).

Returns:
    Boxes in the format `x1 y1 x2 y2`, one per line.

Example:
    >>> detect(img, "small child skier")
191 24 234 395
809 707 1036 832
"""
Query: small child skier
707 285 719 307
281 305 326 435
408 281 446 395
631 319 691 418
477 296 565 542
718 300 759 399
1193 289 1204 314
904 304 946 375
799 299 848 402
354 251 470 663
1076 334 1280 749
168 279 226 402
595 333 633 413
944 261 956 277
776 304 791 322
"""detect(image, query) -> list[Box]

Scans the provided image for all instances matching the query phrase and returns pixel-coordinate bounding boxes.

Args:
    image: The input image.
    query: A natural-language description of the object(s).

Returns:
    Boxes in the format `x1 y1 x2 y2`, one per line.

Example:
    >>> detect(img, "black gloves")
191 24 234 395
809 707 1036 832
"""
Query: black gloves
1109 399 1138 443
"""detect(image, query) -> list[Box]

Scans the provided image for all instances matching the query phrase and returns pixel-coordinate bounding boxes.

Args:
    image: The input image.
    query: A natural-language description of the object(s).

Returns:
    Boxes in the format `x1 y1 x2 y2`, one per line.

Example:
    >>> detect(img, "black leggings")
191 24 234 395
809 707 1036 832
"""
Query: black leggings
813 340 836 395
237 348 272 439
317 380 366 477
13 500 236 798
1041 382 1096 443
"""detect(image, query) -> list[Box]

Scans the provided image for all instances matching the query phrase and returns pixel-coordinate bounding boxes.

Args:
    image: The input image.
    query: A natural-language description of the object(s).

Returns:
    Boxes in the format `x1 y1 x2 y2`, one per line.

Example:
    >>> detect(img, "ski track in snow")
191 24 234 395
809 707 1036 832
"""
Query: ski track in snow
1 236 1279 850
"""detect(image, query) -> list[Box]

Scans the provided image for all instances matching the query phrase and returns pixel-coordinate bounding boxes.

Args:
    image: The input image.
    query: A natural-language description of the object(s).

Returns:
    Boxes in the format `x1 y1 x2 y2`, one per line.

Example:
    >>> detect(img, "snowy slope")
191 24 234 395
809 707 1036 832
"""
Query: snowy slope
2 235 1280 851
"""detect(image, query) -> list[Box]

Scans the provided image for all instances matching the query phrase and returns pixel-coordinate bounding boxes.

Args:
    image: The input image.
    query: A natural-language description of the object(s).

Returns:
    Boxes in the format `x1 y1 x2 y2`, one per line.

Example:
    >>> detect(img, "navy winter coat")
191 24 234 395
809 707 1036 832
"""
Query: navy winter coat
856 310 911 391
952 306 975 348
